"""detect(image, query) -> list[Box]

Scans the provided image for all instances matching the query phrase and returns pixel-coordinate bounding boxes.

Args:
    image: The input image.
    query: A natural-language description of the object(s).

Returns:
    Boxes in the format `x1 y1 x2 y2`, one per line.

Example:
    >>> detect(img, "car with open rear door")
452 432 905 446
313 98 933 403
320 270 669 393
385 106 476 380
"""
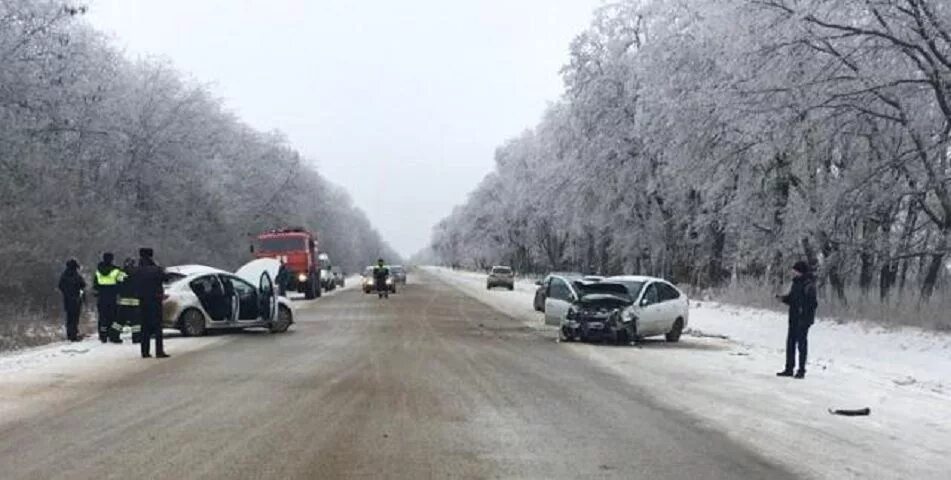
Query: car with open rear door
161 259 294 337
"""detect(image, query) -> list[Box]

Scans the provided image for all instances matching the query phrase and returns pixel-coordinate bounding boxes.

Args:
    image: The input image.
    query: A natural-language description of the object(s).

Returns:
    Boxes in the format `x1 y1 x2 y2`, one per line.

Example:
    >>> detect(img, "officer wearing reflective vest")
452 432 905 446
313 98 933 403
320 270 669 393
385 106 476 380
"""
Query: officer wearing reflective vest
94 252 125 343
117 257 141 343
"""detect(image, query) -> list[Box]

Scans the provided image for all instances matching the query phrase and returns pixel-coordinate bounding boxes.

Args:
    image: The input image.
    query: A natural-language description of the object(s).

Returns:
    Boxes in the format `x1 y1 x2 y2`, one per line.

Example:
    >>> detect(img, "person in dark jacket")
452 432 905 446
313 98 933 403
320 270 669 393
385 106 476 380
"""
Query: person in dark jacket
58 259 86 342
133 248 169 358
275 260 289 297
94 252 124 343
372 259 390 297
777 261 818 379
117 257 142 343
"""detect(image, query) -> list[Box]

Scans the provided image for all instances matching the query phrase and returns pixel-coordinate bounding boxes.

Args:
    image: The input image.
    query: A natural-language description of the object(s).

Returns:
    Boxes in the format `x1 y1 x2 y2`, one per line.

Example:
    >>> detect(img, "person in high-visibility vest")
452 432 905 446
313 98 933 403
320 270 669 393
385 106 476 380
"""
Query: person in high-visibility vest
94 252 124 343
117 257 141 343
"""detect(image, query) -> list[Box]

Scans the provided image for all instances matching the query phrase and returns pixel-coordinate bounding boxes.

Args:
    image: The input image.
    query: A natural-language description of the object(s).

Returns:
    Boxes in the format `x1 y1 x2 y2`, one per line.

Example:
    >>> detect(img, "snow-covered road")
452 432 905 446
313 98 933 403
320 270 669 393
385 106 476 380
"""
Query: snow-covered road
0 276 360 424
425 266 951 480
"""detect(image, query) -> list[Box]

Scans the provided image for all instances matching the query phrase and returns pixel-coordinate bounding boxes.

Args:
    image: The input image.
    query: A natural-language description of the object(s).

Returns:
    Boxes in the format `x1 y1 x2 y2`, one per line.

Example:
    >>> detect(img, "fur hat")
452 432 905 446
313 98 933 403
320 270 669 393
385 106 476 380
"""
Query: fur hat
792 260 811 274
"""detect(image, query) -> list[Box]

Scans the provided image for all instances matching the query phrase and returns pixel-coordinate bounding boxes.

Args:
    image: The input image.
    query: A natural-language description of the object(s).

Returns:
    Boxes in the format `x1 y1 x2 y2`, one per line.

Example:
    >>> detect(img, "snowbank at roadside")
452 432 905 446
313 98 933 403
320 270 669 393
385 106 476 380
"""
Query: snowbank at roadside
425 266 951 480
0 276 359 425
0 332 230 424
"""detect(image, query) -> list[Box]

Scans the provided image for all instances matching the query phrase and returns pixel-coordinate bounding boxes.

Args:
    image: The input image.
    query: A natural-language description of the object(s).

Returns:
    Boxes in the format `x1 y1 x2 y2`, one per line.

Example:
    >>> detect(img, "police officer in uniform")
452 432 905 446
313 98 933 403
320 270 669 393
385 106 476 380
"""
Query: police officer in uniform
134 248 169 358
58 258 86 342
117 257 142 343
94 252 124 343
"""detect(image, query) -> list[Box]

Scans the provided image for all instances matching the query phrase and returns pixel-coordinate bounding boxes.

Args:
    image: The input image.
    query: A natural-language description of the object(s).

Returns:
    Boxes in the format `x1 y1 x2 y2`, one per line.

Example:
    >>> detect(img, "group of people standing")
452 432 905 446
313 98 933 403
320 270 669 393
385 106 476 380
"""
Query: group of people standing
57 248 170 358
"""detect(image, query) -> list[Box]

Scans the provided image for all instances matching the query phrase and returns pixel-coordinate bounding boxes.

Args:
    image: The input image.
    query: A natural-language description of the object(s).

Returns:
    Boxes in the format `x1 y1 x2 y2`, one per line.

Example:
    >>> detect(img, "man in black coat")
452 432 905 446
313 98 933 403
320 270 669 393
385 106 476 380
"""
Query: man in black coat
777 261 818 379
134 248 169 358
58 258 86 342
117 257 142 343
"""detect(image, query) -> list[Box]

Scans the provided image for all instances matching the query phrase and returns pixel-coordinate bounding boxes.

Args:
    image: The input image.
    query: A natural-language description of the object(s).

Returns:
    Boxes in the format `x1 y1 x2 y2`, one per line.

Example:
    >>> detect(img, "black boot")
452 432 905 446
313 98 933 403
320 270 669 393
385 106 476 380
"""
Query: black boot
776 370 794 377
794 370 806 379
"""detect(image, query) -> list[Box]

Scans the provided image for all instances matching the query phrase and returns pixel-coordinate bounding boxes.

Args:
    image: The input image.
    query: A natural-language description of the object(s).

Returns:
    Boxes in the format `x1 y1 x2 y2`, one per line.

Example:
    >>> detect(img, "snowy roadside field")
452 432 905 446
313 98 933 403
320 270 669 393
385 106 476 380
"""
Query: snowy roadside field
425 266 951 480
0 276 360 425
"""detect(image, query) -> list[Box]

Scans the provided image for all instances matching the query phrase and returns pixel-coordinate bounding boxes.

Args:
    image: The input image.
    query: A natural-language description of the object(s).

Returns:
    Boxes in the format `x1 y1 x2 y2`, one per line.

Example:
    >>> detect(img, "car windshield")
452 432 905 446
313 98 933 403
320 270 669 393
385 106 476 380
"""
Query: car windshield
258 236 306 252
613 280 646 298
575 281 631 299
491 267 512 275
391 266 405 274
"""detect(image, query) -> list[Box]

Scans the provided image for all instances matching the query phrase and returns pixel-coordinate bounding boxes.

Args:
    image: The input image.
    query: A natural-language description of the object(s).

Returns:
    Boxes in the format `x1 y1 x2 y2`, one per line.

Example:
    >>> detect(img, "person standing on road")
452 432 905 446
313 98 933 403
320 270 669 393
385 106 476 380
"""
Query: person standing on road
134 248 169 359
58 258 86 342
776 261 818 379
372 258 390 297
276 260 289 297
117 257 142 343
94 252 124 344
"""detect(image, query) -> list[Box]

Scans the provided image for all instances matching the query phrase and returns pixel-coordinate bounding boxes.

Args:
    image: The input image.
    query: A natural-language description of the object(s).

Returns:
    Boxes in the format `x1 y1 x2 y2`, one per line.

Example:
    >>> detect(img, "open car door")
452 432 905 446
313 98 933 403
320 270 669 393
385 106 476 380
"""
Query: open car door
235 258 280 321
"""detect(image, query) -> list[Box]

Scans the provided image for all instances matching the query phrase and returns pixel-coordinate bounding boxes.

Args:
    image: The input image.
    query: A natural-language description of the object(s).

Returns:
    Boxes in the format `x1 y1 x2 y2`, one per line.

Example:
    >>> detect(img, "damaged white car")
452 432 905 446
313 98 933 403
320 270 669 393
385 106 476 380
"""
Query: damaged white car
162 258 294 336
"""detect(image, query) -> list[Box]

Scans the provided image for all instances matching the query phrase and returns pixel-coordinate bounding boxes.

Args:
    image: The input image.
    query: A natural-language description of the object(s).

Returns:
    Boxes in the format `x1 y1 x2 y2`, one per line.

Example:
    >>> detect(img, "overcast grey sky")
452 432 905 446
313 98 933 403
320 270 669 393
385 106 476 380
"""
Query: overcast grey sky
87 0 599 258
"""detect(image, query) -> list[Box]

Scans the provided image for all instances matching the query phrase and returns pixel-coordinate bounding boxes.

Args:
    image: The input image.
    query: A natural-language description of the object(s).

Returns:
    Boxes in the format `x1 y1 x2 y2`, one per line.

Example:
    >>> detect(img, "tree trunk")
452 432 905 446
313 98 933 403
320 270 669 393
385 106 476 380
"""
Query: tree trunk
921 227 950 299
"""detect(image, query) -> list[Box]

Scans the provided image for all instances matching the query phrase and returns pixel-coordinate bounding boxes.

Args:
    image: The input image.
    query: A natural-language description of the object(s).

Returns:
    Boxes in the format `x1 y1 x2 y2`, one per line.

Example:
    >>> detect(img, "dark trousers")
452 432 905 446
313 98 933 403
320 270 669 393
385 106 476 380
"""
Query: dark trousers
785 322 811 373
97 298 119 341
119 305 141 343
64 299 81 341
140 301 165 356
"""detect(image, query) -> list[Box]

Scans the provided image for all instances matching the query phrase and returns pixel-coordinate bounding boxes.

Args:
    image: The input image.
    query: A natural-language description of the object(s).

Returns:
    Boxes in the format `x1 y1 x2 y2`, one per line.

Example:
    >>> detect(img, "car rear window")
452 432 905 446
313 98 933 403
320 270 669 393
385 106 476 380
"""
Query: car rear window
491 267 512 274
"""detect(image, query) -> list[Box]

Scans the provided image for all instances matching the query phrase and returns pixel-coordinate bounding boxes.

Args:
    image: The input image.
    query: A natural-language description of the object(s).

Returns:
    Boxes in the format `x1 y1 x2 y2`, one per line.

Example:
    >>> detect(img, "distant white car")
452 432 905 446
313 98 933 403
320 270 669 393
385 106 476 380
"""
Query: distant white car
162 259 294 337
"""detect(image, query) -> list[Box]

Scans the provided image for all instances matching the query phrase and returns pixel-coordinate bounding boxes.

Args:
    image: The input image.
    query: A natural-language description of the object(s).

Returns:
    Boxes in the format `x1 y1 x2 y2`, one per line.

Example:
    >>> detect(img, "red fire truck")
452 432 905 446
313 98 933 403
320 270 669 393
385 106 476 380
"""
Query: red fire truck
251 227 322 299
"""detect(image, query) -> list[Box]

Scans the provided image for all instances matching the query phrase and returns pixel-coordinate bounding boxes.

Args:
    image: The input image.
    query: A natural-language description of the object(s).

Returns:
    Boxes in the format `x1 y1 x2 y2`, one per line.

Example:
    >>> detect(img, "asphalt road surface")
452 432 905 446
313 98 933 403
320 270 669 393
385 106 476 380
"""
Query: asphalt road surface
0 272 796 479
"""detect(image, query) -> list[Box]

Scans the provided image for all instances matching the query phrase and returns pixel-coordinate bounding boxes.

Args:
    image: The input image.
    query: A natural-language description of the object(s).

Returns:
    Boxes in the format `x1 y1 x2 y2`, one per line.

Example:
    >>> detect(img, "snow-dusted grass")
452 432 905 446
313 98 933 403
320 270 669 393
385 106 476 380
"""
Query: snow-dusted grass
426 266 951 480
713 277 951 331
0 303 97 352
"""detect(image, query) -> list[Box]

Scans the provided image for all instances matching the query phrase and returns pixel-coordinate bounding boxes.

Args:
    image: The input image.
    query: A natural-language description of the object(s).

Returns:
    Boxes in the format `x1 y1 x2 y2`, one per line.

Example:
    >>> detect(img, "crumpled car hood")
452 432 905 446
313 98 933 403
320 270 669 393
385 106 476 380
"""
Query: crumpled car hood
577 294 632 310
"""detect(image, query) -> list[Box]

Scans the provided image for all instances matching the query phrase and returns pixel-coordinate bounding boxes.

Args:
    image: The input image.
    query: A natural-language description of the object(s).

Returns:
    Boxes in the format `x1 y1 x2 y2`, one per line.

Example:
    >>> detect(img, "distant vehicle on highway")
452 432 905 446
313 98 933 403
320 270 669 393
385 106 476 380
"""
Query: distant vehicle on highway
362 266 396 294
486 265 515 290
390 265 407 284
251 227 322 299
331 266 345 287
318 252 336 293
533 272 583 312
162 260 294 337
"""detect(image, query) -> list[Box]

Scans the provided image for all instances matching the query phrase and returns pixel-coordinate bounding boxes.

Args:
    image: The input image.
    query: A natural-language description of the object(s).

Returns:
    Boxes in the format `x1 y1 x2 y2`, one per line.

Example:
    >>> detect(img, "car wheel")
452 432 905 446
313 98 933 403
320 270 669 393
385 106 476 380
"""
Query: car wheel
180 309 206 337
508 285 514 291
269 305 292 333
666 318 684 342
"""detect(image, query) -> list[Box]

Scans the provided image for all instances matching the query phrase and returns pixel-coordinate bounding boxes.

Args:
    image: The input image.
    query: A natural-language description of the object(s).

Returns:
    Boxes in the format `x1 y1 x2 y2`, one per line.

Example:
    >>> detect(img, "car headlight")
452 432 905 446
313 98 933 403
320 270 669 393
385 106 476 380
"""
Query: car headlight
622 308 637 323
386 278 393 284
297 273 307 282
366 278 374 285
